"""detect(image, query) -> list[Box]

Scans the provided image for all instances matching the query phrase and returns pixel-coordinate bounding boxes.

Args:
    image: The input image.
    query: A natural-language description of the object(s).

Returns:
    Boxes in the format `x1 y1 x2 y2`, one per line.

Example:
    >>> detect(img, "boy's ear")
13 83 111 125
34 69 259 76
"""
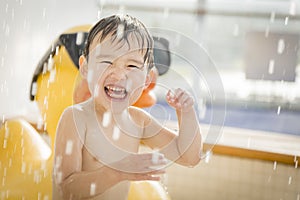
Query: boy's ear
144 67 158 90
79 55 88 78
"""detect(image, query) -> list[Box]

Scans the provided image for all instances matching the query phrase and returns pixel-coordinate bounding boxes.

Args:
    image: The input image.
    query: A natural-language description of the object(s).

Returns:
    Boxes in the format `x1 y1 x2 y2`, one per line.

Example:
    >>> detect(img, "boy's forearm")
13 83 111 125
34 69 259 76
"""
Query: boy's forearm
59 165 122 199
176 108 202 166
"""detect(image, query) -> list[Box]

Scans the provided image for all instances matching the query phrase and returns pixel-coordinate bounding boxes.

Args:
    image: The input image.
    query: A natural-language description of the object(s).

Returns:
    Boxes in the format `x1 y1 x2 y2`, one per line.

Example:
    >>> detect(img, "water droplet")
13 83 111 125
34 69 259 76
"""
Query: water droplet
204 151 212 163
118 5 125 14
267 175 272 182
90 183 96 196
277 106 281 115
270 11 276 23
42 8 46 18
47 55 54 70
284 16 289 25
38 192 42 200
8 158 12 167
97 10 101 19
289 1 296 16
20 138 24 147
55 155 62 169
277 39 285 54
273 161 277 170
2 177 5 186
125 79 132 93
1 57 4 67
76 32 84 45
247 138 251 148
34 170 41 183
102 111 111 127
65 140 74 155
5 3 9 13
56 171 62 184
37 117 44 130
21 162 26 173
151 150 160 164
163 7 169 19
11 8 15 20
112 126 120 141
233 24 239 37
55 46 59 56
268 59 275 74
4 127 9 138
5 25 10 37
288 176 292 185
87 69 93 84
43 195 49 200
31 82 37 96
116 24 125 39
49 69 56 83
3 167 7 176
3 139 7 149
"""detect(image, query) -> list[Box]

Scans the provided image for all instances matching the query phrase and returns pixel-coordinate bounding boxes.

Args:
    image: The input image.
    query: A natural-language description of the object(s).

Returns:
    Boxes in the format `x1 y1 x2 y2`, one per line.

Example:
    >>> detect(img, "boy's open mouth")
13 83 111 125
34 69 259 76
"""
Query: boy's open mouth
104 85 127 100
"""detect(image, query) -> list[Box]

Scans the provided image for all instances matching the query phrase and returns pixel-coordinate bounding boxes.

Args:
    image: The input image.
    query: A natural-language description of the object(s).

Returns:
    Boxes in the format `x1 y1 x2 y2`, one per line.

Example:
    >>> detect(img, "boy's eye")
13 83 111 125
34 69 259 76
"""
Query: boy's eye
128 65 141 69
100 61 112 65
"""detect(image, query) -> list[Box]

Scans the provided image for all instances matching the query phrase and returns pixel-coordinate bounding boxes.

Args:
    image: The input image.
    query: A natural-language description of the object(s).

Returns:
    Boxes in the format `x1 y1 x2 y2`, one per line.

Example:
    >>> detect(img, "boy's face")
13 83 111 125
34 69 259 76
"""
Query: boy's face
86 32 149 111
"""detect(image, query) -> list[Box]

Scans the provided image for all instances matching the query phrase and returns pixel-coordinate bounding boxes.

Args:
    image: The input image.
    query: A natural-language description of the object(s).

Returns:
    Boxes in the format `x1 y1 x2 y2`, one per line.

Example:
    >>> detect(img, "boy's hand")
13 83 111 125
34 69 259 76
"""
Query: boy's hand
115 152 167 181
166 88 194 111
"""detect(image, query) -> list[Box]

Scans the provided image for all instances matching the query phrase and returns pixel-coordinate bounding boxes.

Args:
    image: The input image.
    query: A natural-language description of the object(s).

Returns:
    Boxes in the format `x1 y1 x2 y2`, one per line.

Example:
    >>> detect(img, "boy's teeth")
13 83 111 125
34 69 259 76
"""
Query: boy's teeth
105 85 127 99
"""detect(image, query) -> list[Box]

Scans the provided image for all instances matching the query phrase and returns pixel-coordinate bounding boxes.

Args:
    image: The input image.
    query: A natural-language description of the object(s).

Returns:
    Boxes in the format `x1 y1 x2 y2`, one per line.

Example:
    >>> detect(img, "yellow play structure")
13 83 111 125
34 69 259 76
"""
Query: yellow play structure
0 25 170 199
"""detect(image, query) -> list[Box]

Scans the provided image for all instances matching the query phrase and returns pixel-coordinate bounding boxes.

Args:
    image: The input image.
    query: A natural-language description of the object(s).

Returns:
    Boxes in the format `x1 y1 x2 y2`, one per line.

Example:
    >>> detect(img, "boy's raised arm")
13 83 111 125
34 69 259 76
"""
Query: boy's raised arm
141 88 202 167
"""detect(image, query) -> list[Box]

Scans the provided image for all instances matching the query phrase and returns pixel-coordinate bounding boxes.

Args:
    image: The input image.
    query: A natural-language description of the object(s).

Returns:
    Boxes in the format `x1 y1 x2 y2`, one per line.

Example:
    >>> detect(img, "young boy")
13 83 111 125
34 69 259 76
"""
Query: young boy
53 14 202 199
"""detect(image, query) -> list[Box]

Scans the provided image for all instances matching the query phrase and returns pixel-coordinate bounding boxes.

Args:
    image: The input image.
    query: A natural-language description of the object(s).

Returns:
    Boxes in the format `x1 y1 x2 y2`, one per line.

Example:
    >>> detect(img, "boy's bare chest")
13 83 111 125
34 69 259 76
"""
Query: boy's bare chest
81 118 142 170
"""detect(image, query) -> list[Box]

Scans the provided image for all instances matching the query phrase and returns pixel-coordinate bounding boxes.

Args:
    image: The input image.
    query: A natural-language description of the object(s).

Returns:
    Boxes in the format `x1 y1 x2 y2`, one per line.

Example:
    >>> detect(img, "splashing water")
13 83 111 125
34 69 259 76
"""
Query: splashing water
277 39 285 54
49 69 56 83
116 24 125 40
163 7 169 19
289 1 296 16
21 162 26 174
233 24 239 37
47 55 54 70
90 183 96 196
76 32 84 45
112 126 120 141
288 176 292 185
273 161 277 170
87 69 93 84
151 149 160 164
65 140 74 155
284 17 289 25
270 11 275 23
102 111 112 127
268 59 275 74
277 106 281 115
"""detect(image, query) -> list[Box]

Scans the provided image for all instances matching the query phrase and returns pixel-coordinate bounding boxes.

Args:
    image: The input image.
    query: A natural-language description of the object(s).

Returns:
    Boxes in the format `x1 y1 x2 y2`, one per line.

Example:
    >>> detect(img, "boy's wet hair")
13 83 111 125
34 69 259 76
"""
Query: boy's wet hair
83 14 154 69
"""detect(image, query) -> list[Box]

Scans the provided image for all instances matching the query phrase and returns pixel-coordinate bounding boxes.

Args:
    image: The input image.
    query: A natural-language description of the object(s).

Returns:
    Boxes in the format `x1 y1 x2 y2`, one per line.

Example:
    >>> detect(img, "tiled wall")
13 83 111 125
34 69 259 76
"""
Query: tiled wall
165 154 300 200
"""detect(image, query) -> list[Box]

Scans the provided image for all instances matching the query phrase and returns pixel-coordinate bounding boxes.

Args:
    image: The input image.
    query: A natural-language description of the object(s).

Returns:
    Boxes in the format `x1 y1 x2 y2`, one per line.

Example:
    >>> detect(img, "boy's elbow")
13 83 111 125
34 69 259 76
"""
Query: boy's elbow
187 156 201 167
178 155 201 168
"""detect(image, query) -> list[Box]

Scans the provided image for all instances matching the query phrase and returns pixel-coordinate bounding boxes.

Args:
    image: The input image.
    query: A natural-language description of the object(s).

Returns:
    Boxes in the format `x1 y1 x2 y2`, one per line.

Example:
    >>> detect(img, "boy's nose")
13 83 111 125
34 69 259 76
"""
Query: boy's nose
109 67 128 82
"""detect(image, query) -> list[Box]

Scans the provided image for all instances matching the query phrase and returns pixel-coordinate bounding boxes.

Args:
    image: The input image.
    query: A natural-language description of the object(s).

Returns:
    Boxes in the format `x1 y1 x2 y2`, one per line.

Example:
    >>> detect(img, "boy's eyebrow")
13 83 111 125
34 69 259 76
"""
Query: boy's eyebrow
127 58 144 65
96 54 112 59
96 54 144 65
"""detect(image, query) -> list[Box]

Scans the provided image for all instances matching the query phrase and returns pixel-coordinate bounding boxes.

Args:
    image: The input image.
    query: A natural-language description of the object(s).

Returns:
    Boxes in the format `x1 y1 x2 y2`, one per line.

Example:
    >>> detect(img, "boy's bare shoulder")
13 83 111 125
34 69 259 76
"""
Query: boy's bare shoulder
128 106 152 125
